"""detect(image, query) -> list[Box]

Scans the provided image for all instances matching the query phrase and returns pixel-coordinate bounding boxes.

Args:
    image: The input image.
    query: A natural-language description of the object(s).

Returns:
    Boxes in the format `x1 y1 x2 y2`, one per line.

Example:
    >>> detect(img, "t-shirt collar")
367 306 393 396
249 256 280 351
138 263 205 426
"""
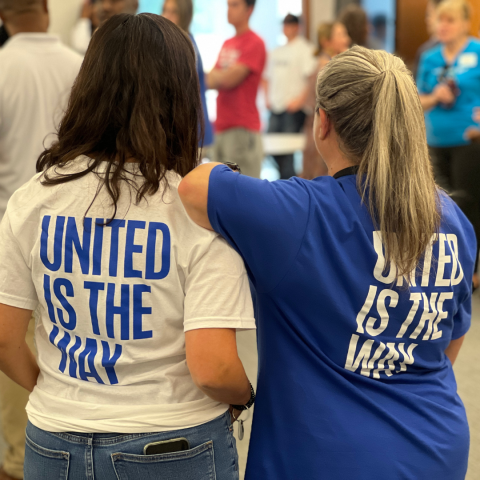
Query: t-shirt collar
4 32 61 48
333 166 359 180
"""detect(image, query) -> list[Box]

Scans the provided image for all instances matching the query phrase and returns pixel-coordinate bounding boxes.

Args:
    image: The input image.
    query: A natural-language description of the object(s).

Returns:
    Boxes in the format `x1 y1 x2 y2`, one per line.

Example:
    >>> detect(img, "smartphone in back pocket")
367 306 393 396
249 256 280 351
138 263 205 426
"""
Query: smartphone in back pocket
144 438 190 456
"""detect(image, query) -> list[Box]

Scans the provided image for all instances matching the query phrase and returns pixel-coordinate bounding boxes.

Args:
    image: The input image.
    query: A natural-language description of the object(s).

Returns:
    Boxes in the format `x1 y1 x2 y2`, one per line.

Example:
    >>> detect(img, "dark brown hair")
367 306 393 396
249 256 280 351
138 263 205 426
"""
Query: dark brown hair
37 13 203 218
173 0 193 32
338 5 368 47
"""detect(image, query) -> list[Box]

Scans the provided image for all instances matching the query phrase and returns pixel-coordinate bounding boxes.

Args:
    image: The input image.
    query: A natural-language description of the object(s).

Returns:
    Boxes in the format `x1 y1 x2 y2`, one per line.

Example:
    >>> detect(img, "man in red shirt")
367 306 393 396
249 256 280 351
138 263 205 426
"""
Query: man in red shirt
207 0 266 178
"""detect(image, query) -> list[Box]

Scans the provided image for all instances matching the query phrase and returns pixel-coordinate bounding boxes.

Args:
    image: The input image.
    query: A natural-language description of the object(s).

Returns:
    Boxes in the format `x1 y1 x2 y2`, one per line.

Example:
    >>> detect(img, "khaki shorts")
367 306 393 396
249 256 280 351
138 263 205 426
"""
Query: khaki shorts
212 128 263 178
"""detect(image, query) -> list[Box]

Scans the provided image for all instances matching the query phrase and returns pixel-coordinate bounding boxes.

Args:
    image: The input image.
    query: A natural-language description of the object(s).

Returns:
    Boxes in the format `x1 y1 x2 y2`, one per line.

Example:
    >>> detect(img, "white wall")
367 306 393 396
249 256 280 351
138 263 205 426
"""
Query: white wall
309 0 336 43
48 0 83 46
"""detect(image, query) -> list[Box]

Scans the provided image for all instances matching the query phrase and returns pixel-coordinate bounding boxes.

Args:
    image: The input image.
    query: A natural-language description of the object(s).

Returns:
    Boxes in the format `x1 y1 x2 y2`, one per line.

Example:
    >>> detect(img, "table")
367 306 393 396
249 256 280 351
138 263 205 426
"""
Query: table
262 133 306 156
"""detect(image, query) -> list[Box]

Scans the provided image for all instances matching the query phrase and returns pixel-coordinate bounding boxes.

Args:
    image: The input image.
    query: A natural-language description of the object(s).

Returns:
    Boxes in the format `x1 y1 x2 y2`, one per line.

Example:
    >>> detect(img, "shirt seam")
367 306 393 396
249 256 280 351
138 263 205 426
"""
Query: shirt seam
0 291 38 309
264 182 312 295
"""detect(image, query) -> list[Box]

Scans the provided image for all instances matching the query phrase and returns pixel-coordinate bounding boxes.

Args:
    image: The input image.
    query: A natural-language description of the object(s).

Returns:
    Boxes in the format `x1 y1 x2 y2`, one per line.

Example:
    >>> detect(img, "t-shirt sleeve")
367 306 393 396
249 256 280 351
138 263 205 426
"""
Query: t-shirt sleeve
302 45 317 78
183 235 256 332
238 37 266 74
208 165 310 293
0 209 38 310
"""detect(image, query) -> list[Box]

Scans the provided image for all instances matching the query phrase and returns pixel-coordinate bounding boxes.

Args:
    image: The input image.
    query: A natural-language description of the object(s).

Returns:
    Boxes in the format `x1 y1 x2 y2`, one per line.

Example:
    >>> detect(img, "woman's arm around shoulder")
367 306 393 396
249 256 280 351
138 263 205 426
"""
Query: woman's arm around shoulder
178 163 222 231
445 335 465 366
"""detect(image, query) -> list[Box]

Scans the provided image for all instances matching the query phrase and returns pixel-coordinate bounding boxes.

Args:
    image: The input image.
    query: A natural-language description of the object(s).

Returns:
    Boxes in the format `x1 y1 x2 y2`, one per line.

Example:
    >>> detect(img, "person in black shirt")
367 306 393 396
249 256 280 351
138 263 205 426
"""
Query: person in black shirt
0 23 9 47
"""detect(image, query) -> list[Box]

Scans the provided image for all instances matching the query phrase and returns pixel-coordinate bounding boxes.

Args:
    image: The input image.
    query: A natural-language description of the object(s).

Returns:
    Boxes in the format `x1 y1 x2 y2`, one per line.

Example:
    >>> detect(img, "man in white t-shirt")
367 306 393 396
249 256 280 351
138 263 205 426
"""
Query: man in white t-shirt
0 1 82 478
264 14 316 179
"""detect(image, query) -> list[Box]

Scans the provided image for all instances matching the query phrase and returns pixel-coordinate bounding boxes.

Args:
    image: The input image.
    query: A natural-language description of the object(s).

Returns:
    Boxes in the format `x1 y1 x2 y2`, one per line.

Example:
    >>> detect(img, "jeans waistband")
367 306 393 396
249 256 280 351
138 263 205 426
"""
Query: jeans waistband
27 410 231 447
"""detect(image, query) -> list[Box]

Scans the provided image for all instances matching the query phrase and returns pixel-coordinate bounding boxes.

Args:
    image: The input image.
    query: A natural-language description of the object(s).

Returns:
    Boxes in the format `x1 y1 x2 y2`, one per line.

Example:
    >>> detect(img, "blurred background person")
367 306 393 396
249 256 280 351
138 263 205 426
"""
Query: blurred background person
338 3 383 50
417 0 480 288
263 14 316 180
207 0 266 178
162 0 214 151
0 20 8 47
71 0 100 55
338 4 368 48
301 21 350 179
413 0 445 79
71 0 137 54
370 14 387 50
97 0 138 24
0 0 82 478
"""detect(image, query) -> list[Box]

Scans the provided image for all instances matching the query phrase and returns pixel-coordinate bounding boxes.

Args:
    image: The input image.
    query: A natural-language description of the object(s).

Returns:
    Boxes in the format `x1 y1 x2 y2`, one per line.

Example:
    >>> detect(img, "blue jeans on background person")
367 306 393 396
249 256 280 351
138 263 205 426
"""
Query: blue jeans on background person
24 411 238 480
267 110 306 179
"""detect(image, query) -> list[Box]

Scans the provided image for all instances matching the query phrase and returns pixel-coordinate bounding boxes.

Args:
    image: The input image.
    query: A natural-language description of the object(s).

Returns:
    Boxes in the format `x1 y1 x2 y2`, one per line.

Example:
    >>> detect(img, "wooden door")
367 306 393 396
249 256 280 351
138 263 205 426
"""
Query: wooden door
468 0 480 37
395 0 430 67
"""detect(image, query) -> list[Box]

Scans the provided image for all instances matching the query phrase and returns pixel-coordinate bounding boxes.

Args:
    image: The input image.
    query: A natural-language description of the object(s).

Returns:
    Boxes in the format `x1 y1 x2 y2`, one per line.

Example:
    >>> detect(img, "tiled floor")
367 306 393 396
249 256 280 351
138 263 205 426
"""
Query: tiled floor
1 301 479 479
455 294 480 480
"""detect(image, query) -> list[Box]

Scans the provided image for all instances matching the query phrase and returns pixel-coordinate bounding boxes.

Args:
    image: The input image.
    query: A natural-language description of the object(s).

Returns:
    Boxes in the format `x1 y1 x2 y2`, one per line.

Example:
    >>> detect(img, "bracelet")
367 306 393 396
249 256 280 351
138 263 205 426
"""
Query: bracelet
231 382 255 411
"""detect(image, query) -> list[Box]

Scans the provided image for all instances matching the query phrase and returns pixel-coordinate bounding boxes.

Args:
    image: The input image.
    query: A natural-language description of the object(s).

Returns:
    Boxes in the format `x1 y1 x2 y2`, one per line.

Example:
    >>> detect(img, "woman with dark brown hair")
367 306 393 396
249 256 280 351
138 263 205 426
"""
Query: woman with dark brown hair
337 4 369 47
301 21 350 179
162 0 214 149
0 13 255 480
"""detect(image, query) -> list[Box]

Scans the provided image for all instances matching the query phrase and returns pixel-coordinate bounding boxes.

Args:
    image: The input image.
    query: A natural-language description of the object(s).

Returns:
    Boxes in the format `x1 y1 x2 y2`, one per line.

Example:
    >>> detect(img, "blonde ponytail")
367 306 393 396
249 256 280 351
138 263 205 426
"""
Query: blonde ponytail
316 46 440 278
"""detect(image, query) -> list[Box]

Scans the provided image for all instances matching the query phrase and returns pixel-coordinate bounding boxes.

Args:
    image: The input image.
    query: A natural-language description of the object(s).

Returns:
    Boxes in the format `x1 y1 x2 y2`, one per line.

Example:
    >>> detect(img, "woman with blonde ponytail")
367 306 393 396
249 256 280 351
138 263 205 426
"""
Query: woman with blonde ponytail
179 46 475 479
301 21 350 180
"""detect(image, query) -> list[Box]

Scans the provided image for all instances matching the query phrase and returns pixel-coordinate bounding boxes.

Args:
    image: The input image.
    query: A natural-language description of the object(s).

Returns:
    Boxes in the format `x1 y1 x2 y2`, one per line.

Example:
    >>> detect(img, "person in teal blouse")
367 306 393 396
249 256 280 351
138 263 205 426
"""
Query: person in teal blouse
418 0 480 288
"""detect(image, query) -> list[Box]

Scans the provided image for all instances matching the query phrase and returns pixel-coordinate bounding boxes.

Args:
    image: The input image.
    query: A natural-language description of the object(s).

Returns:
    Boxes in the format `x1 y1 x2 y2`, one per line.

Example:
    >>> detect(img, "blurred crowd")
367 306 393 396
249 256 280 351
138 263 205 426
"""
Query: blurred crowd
64 1 385 181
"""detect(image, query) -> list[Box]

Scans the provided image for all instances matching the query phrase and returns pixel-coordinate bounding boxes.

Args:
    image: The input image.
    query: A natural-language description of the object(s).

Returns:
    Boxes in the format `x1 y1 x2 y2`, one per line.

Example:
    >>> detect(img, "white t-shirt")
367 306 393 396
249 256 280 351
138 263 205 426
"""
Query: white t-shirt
71 18 92 55
265 36 317 114
0 33 83 221
0 157 256 433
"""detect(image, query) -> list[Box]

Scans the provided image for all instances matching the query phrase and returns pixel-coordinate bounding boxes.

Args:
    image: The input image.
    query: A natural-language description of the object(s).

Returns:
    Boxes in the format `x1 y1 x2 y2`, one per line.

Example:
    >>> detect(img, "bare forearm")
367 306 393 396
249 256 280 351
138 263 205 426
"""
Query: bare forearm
186 328 253 406
419 94 438 111
445 335 465 366
208 69 235 90
207 69 222 90
196 361 251 406
207 65 249 91
0 342 38 392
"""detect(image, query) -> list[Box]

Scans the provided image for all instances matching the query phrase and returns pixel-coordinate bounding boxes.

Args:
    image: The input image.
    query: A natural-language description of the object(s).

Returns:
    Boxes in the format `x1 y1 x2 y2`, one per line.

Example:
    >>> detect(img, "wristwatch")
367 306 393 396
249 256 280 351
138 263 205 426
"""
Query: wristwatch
224 162 242 174
231 382 256 411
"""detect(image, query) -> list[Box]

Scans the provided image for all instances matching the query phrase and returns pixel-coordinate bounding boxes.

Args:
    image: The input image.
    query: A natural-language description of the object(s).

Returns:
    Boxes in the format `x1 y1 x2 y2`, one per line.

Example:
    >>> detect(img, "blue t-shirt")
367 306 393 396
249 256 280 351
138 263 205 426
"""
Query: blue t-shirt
417 38 480 147
190 34 214 147
208 165 476 480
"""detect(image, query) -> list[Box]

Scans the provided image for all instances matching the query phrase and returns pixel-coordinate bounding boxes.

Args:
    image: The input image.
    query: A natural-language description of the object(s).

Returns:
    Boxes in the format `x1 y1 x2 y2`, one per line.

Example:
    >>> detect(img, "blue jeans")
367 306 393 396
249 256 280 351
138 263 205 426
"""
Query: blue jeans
24 411 238 480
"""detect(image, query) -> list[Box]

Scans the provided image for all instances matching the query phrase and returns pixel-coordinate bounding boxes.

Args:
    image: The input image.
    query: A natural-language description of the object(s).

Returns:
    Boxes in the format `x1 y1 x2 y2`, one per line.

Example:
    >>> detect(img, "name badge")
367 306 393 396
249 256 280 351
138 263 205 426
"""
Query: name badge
459 52 478 68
